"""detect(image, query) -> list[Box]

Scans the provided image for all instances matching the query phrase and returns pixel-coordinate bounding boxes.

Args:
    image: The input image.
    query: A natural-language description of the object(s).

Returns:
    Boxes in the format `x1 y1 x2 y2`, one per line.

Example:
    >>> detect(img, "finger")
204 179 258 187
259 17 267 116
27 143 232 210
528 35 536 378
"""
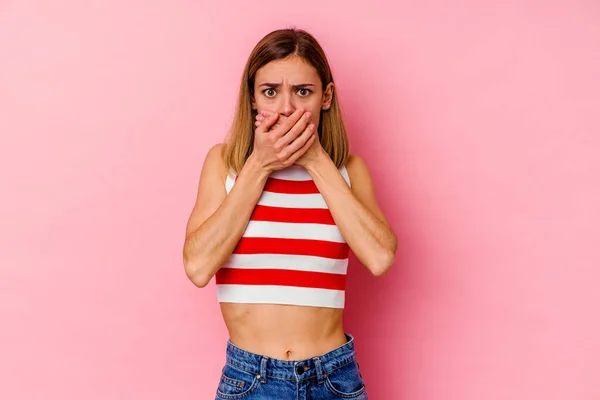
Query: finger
279 123 315 159
286 134 316 165
271 108 305 138
255 112 279 134
272 118 283 130
275 112 312 147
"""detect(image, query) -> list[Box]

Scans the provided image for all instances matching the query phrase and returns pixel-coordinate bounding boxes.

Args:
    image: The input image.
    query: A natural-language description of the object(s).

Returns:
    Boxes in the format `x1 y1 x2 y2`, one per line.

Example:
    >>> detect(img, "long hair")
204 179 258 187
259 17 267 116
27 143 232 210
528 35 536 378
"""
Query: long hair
223 28 350 174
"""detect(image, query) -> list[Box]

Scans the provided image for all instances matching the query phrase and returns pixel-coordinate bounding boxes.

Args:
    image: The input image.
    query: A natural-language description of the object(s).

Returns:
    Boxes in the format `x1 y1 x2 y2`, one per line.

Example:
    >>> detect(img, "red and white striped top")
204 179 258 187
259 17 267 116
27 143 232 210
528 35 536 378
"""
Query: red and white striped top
215 165 351 309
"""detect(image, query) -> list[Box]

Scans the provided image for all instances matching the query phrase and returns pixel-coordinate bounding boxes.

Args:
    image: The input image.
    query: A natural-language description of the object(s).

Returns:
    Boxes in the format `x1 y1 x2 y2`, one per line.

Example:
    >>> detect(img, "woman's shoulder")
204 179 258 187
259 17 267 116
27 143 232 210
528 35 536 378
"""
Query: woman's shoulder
345 154 368 175
202 143 229 182
204 143 226 167
344 154 374 188
207 142 226 158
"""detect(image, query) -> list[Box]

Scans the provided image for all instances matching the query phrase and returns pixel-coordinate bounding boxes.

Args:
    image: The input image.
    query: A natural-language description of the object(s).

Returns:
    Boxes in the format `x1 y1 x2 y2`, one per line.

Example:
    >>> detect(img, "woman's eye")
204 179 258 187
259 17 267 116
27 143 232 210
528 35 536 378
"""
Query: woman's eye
298 89 311 97
264 89 276 97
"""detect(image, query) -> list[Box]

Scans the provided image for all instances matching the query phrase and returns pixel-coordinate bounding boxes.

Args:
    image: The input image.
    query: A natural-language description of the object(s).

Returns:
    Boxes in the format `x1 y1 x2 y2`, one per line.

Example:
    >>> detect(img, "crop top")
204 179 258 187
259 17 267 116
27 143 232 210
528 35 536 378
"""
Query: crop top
215 165 351 309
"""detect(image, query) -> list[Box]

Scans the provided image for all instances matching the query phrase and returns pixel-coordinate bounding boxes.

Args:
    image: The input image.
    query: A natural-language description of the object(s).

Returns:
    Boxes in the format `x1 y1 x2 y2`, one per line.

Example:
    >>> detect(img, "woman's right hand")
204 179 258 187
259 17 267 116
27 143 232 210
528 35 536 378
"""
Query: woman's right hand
250 108 316 172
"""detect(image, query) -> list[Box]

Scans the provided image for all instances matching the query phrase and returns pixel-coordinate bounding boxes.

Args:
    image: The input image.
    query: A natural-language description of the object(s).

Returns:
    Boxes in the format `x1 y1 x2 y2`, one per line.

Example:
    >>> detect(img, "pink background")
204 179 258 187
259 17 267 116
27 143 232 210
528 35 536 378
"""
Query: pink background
1 1 599 399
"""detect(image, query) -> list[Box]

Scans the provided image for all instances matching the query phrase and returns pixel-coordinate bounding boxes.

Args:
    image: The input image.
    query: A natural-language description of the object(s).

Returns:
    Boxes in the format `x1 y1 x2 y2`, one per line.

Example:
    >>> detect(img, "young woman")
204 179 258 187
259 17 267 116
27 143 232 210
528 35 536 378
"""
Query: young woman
183 28 397 400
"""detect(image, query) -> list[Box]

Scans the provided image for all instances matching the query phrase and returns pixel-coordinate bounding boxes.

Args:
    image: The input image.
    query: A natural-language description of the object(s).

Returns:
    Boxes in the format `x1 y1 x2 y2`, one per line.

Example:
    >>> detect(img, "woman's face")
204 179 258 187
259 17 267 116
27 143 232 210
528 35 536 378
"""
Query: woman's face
252 55 333 130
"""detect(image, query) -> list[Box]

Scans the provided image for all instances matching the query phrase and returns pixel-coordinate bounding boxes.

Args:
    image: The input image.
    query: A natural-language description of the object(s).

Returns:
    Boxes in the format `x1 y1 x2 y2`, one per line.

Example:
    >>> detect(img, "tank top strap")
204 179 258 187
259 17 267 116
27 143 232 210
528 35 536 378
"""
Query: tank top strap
340 165 351 187
225 169 236 194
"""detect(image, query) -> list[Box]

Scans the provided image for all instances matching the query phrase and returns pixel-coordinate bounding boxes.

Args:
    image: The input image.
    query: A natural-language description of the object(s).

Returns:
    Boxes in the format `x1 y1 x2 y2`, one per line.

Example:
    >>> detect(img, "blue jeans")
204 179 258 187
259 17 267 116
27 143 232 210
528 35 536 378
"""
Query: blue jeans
214 334 368 399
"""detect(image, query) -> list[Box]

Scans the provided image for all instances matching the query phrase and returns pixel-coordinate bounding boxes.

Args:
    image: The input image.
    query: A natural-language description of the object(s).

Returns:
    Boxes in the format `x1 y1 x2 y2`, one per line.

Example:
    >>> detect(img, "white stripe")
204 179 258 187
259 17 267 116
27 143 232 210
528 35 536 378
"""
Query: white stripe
243 221 345 243
269 165 312 181
340 166 351 187
226 166 350 194
257 191 327 209
223 254 348 274
216 284 345 309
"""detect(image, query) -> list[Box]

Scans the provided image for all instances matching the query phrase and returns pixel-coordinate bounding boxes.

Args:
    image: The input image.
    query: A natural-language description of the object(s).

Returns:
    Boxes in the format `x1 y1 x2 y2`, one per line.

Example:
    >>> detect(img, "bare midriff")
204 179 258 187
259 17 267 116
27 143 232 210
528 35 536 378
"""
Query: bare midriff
220 303 347 361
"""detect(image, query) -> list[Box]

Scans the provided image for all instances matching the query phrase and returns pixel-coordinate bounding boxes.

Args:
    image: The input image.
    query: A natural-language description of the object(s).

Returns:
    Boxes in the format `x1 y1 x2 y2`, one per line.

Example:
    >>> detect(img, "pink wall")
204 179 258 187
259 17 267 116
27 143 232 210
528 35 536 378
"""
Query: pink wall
1 1 599 399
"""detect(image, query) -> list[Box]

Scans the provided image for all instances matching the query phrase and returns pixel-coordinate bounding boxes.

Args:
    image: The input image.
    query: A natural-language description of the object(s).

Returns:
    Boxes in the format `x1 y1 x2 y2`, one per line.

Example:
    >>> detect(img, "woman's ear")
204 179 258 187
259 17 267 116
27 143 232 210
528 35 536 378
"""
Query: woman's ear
322 82 334 110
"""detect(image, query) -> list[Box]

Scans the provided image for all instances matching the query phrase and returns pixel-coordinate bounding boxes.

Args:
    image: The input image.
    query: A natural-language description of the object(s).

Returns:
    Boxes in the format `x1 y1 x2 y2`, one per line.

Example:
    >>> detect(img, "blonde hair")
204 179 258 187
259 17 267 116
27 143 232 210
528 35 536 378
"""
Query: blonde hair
223 28 350 174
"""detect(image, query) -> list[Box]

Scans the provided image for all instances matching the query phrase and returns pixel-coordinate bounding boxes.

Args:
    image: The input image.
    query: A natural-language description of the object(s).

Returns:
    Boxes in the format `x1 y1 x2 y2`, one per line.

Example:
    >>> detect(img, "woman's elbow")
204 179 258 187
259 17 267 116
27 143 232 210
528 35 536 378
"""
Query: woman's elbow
183 256 213 288
189 271 212 288
367 249 395 277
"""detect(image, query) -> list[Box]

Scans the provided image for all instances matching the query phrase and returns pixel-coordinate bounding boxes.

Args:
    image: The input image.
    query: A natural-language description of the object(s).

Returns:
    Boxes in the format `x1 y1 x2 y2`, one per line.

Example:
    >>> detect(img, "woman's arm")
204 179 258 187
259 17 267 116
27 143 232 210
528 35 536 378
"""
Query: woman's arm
304 151 397 276
183 109 316 287
183 144 270 287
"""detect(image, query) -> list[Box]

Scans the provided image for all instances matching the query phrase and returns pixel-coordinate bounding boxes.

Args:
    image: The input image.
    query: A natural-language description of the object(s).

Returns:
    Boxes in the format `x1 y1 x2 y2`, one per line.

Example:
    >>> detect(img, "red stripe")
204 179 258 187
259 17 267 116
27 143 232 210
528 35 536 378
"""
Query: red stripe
216 268 346 290
264 178 319 194
234 238 349 259
250 205 335 225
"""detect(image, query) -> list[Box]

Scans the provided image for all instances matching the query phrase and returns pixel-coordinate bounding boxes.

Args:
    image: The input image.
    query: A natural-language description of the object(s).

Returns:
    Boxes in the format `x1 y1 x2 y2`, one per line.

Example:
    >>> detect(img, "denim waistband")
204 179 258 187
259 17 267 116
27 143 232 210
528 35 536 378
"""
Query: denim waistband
225 333 357 383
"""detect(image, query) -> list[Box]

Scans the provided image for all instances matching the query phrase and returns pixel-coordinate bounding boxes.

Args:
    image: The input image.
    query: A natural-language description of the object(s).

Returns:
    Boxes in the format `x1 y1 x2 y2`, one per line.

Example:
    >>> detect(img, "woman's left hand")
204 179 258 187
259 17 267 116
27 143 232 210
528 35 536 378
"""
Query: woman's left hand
255 111 324 168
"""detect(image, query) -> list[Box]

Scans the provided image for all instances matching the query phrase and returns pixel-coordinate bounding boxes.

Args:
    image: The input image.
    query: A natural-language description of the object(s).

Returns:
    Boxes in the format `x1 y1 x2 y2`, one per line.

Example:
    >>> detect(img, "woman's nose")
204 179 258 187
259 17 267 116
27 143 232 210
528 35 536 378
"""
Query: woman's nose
279 94 295 117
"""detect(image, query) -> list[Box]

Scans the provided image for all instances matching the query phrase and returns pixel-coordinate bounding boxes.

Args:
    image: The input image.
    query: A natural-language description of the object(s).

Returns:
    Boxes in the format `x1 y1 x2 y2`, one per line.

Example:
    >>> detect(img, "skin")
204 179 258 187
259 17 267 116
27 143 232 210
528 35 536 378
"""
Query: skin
183 55 397 360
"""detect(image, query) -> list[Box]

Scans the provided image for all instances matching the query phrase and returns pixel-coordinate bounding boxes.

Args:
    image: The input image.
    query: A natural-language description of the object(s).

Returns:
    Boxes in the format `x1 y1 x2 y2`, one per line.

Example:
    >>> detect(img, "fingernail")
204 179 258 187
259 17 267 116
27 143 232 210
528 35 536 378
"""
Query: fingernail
305 112 311 119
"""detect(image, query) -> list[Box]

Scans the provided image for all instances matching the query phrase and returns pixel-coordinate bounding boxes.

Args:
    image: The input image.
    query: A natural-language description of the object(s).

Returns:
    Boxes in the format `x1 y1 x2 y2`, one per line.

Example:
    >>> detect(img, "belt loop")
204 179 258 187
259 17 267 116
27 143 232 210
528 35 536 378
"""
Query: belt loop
313 356 326 384
259 356 268 383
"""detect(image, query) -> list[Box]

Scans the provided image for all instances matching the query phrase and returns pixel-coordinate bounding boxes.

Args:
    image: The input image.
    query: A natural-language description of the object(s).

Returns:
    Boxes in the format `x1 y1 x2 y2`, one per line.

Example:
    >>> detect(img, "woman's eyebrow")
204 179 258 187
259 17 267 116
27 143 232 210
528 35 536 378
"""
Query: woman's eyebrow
258 83 316 89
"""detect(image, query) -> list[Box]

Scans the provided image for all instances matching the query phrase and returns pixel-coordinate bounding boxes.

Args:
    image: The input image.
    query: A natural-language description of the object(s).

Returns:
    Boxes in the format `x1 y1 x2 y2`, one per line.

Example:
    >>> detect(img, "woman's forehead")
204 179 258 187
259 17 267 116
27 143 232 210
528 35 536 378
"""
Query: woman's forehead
255 57 320 83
